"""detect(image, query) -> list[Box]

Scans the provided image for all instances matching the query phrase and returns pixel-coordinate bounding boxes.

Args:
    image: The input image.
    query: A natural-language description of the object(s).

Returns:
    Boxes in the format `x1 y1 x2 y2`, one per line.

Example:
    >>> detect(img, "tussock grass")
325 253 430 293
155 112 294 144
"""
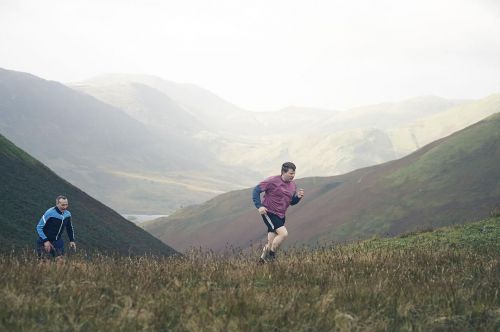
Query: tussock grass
1 219 499 331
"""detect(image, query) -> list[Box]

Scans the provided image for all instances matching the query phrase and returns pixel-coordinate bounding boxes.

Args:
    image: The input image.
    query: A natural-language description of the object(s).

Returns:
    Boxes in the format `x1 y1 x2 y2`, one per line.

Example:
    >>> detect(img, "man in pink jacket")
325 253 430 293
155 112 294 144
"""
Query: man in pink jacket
252 162 305 262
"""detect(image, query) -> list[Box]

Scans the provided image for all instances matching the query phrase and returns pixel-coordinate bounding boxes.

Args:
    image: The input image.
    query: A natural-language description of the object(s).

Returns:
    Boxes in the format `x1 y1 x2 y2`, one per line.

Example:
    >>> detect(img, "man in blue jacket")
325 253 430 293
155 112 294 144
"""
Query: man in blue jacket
36 195 76 259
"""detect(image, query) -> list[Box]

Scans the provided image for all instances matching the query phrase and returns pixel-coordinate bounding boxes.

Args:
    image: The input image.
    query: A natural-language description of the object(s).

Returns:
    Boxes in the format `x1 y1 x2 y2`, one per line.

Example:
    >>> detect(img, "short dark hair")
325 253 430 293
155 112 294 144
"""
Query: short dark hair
55 195 67 204
281 162 296 174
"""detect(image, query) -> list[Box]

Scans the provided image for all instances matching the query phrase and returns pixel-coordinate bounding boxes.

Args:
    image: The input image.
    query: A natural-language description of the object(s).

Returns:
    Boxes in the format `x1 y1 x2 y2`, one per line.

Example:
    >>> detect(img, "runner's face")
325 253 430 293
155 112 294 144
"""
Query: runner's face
282 169 295 182
57 199 69 211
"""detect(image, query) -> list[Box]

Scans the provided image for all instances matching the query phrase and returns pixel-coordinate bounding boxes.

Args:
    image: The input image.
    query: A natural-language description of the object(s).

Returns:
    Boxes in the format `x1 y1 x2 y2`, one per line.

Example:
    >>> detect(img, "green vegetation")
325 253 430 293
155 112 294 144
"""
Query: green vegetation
0 133 175 256
330 113 500 243
145 112 500 251
2 218 498 331
361 217 500 252
387 113 500 187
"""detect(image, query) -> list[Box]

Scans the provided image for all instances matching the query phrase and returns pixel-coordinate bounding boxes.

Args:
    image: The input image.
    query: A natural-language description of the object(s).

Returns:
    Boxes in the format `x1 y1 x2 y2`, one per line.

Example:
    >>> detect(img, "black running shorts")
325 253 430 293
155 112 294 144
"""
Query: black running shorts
36 238 65 258
261 212 285 233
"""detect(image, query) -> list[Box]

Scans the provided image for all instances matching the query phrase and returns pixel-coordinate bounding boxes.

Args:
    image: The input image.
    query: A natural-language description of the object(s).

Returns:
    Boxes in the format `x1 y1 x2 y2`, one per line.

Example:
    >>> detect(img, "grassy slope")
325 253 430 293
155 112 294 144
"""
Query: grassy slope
1 217 498 331
389 93 500 154
0 68 244 214
0 133 176 255
327 112 500 241
144 113 500 251
361 216 500 251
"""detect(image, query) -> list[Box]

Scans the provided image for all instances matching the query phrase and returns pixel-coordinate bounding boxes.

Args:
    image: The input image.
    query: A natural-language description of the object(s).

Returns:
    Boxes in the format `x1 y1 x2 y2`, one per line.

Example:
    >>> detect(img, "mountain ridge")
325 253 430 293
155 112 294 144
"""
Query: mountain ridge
143 112 500 251
0 133 176 255
3 67 500 214
0 68 257 214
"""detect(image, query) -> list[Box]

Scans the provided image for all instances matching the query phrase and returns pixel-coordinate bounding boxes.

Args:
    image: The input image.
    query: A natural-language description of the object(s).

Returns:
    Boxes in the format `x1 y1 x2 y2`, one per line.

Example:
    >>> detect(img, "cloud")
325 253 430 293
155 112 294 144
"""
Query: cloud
1 0 499 110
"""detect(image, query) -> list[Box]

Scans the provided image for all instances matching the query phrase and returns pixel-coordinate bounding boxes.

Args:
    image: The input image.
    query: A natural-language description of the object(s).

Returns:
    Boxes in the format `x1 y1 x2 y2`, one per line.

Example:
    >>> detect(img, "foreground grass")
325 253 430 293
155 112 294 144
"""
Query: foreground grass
1 218 499 331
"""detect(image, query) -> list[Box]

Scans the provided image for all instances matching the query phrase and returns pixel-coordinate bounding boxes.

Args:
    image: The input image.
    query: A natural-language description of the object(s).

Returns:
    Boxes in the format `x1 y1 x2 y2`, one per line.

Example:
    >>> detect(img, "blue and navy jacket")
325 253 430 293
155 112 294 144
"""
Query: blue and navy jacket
36 207 74 243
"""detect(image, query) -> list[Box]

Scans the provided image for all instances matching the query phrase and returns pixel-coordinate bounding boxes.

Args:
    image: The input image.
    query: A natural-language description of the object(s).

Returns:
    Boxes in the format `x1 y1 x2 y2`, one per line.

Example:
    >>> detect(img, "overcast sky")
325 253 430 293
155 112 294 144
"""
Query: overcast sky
1 0 499 111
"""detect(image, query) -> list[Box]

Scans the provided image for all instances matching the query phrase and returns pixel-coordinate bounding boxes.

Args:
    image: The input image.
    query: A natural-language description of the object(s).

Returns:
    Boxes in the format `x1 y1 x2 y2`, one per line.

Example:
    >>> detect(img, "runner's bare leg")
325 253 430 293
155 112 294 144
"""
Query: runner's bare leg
271 226 288 252
261 232 276 259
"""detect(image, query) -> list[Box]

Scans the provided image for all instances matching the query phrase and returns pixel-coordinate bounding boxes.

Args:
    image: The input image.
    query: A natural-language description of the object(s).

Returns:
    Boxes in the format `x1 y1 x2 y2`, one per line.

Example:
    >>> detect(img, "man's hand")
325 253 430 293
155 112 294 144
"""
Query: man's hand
69 241 77 251
258 206 268 215
44 241 54 253
297 188 305 198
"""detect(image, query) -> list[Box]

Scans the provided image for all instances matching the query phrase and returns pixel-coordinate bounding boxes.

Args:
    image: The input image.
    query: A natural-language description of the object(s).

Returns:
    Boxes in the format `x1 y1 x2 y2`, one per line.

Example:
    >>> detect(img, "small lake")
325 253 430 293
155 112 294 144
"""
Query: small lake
122 214 168 224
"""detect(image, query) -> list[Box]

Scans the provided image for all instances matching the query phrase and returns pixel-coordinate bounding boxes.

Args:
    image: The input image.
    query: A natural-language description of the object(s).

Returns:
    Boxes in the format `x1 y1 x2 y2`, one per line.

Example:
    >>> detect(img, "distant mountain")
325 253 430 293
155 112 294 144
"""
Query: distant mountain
75 74 484 179
143 112 500 251
71 74 251 135
70 80 206 135
213 95 500 178
0 69 184 169
389 94 500 155
315 95 468 132
0 68 254 214
214 127 399 177
4 68 500 215
204 96 475 178
72 74 337 137
0 133 176 255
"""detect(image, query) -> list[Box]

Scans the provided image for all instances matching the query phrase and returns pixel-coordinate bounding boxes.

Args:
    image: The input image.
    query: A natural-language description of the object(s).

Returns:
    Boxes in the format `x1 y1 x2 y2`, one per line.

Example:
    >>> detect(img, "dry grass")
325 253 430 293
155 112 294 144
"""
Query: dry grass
1 237 498 332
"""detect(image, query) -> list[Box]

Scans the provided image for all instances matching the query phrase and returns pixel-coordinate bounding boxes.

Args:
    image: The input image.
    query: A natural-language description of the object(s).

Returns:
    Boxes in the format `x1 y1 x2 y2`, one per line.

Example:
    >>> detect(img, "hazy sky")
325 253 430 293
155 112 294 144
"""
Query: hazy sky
1 0 500 111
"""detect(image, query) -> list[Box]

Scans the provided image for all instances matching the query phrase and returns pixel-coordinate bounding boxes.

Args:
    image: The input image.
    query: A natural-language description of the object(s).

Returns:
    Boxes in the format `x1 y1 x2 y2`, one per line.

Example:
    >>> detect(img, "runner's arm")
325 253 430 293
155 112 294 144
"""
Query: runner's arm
291 194 302 205
36 214 49 242
66 217 75 242
252 185 264 208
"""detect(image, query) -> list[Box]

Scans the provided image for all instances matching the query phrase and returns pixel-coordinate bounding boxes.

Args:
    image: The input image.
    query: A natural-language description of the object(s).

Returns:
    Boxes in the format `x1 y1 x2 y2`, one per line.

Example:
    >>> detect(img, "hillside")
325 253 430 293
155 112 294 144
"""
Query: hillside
71 74 253 135
144 112 500 251
0 68 256 214
0 133 176 255
360 215 499 251
70 81 206 135
76 75 476 178
2 217 498 331
3 68 499 214
72 75 337 137
389 93 500 155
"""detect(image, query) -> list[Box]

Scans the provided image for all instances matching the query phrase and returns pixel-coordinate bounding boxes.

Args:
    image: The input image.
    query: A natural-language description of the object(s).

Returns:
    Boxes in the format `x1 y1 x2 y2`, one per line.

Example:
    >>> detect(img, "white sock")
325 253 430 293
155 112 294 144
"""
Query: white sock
260 245 270 259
